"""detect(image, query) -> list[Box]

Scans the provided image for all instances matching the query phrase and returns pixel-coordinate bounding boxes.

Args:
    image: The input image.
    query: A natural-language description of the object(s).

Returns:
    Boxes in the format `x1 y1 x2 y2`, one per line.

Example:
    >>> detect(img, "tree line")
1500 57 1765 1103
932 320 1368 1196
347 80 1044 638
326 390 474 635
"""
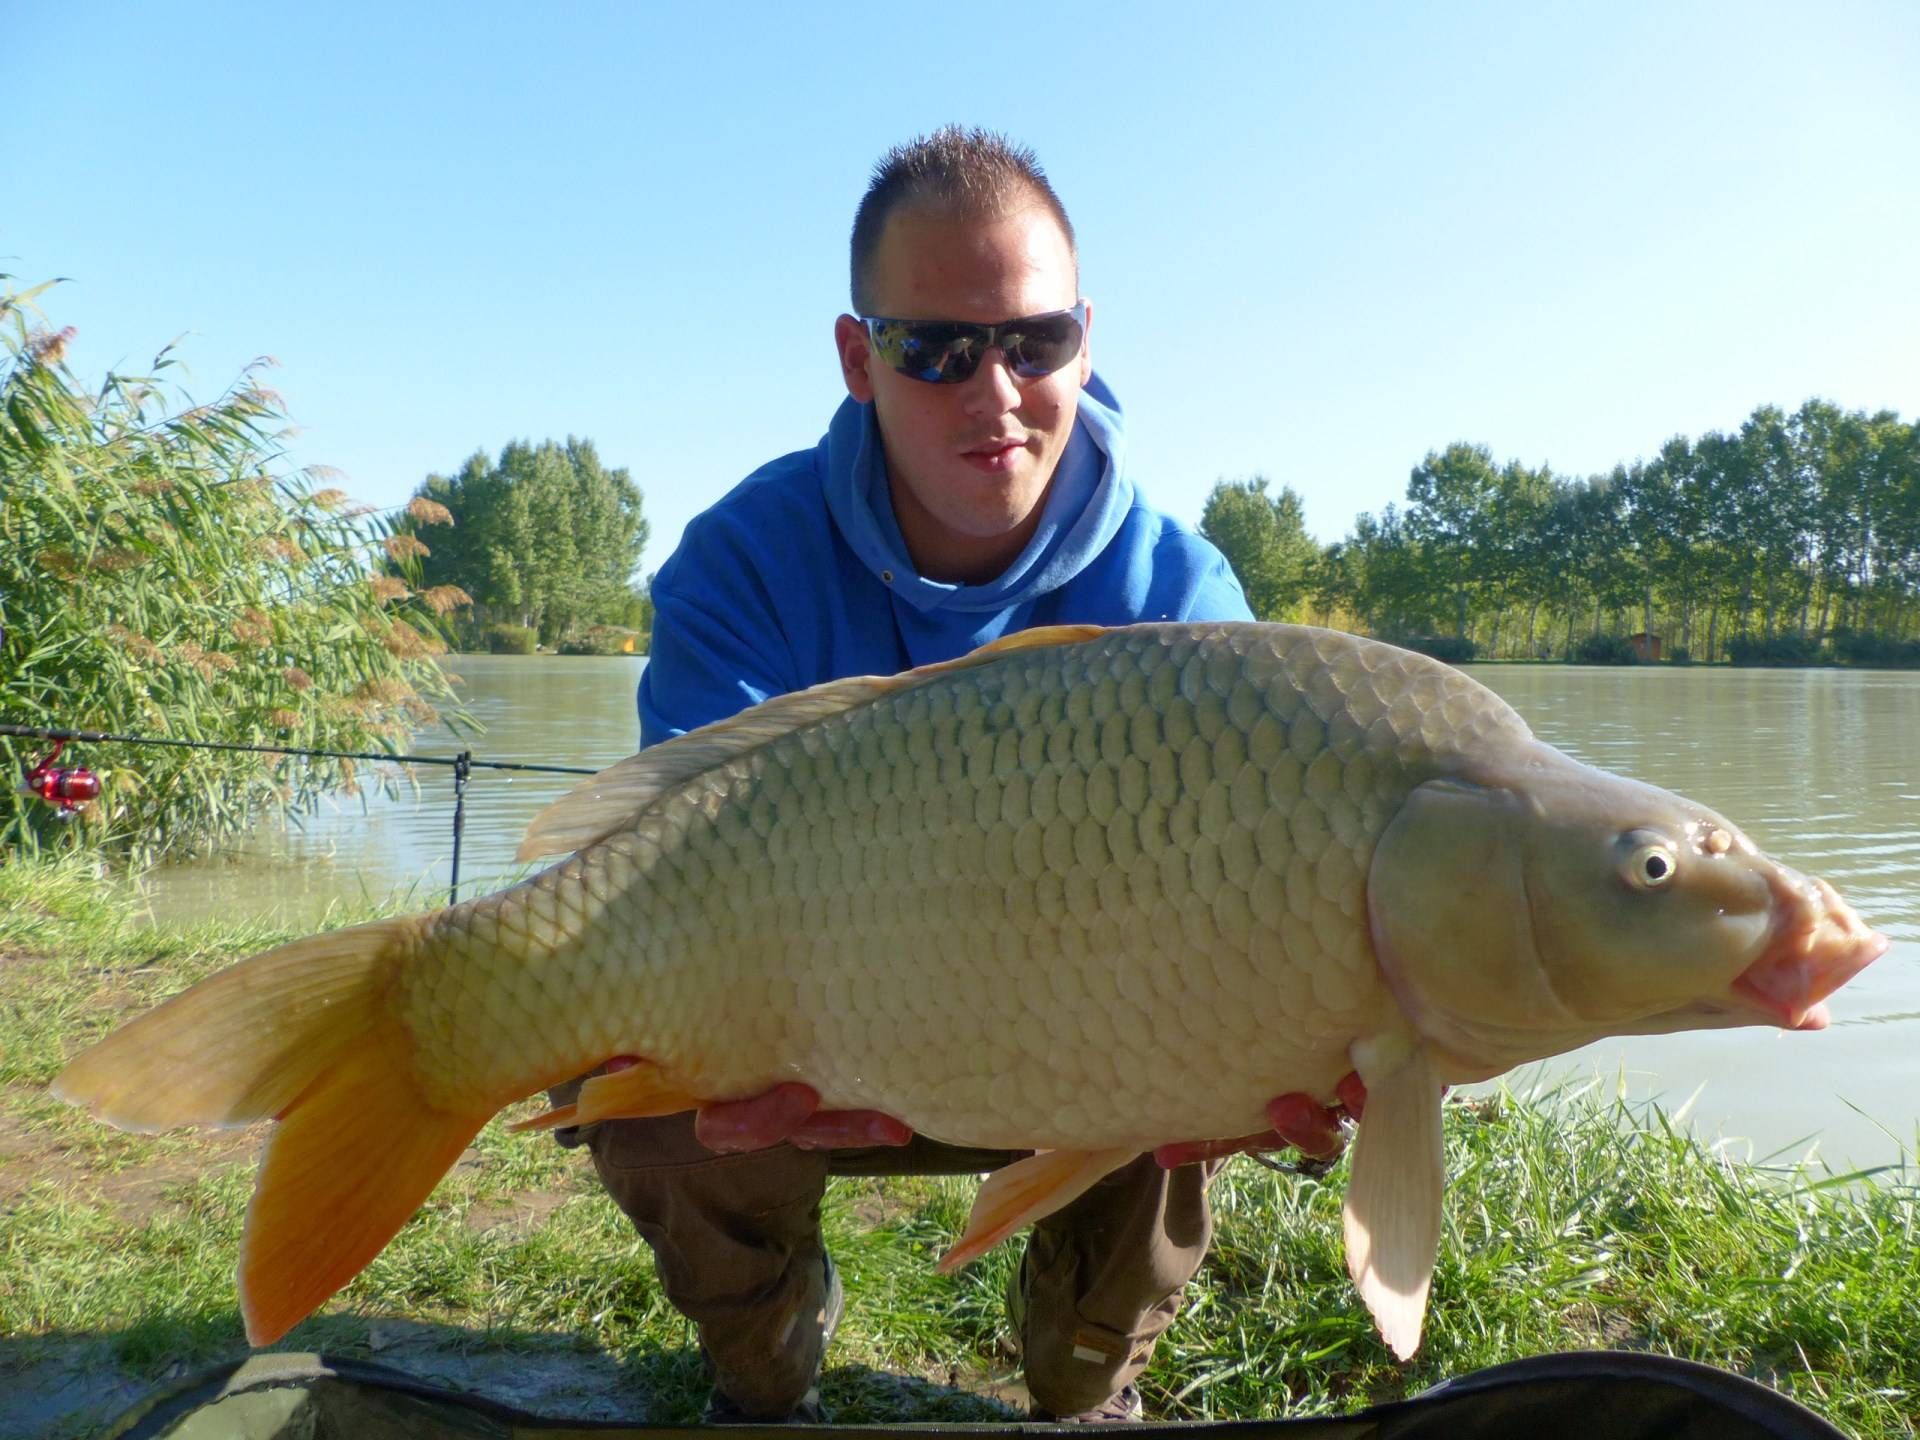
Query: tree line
397 398 1919 668
1201 399 1920 664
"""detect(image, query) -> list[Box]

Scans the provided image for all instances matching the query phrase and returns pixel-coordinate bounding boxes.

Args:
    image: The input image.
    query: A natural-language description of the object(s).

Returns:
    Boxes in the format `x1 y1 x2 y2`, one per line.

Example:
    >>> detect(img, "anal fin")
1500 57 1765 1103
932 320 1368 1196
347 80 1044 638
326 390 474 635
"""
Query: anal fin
509 1059 702 1134
507 1103 579 1135
935 1148 1135 1274
1342 1044 1444 1360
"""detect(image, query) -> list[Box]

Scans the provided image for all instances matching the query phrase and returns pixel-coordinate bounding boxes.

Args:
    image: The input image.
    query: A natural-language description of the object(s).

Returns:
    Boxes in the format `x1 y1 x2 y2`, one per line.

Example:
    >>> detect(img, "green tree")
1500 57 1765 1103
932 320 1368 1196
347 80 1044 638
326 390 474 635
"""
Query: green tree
1580 471 1639 636
1345 505 1439 639
1307 542 1360 628
1860 413 1920 637
1198 476 1322 621
1796 399 1869 640
1736 404 1813 639
1647 435 1713 656
1481 460 1555 656
1501 467 1570 657
1615 459 1663 644
408 438 648 647
1534 478 1607 655
1404 443 1502 640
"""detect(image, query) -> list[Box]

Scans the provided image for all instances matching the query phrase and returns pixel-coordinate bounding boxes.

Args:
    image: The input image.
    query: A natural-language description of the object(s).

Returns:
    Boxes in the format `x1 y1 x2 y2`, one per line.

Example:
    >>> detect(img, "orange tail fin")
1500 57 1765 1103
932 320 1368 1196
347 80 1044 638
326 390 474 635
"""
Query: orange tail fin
52 916 491 1345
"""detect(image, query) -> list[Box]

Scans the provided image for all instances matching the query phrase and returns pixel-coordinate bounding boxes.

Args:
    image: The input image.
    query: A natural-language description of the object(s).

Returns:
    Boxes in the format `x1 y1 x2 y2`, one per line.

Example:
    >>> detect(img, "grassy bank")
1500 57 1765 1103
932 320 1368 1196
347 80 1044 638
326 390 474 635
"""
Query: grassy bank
2 858 1915 1438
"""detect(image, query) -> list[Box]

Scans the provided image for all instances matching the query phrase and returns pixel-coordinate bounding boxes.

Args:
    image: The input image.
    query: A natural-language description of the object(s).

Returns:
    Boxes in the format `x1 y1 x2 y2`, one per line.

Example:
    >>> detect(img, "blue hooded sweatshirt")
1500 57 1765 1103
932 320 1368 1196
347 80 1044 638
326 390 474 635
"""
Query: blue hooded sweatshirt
638 374 1251 745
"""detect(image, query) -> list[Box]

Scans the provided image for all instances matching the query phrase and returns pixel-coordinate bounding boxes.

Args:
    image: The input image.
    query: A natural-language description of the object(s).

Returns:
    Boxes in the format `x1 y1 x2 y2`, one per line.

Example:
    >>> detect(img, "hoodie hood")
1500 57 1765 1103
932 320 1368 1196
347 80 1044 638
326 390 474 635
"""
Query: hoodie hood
820 373 1136 615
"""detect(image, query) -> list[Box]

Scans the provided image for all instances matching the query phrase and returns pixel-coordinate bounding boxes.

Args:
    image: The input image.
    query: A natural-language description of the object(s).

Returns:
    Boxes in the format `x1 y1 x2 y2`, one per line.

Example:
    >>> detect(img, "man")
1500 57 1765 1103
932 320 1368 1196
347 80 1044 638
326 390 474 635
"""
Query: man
556 128 1353 1424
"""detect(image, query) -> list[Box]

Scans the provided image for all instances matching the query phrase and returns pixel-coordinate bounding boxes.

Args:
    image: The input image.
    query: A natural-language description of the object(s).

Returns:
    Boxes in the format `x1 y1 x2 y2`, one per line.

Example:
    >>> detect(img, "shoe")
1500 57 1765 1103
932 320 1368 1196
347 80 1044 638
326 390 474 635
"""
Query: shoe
1030 1384 1145 1423
702 1253 843 1424
704 1384 827 1425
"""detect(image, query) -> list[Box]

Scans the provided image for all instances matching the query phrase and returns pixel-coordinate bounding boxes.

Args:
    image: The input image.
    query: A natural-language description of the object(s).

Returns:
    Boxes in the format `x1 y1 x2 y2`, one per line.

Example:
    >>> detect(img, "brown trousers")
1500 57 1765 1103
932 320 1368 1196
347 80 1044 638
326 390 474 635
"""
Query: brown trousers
557 1107 1217 1418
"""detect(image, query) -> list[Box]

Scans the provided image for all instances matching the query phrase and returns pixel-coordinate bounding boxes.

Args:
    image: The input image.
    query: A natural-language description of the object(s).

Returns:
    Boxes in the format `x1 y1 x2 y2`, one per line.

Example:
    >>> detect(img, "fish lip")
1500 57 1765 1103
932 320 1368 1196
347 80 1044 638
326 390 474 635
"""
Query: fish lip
1729 871 1889 1029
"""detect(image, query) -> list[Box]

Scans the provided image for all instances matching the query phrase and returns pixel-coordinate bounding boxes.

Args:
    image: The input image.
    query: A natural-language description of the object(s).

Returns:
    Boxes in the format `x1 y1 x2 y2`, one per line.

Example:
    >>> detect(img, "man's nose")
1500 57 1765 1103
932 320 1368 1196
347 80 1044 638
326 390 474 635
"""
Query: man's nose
960 348 1021 415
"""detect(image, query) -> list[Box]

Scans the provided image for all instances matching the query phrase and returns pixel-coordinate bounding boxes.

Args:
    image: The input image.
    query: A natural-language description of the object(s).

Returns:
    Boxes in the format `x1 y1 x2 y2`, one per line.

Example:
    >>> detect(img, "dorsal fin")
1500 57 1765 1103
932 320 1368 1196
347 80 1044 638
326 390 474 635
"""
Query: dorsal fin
961 623 1108 656
516 623 1111 860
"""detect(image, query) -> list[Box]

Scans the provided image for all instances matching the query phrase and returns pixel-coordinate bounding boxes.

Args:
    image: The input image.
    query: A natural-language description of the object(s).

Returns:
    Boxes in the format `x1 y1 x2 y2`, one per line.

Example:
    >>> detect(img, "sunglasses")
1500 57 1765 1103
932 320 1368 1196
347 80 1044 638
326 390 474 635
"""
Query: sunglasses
860 303 1086 385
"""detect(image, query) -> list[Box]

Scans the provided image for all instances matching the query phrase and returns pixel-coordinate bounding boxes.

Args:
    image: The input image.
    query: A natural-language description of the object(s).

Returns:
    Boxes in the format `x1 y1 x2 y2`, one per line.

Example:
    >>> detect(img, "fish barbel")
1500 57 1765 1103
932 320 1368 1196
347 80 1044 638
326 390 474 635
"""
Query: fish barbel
53 623 1888 1357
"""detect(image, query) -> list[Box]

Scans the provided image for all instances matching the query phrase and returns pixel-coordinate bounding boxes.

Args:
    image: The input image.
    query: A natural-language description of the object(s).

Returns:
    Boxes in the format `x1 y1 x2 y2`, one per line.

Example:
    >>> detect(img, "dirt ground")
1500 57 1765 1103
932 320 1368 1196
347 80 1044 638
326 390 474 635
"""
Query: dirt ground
0 1102 1024 1437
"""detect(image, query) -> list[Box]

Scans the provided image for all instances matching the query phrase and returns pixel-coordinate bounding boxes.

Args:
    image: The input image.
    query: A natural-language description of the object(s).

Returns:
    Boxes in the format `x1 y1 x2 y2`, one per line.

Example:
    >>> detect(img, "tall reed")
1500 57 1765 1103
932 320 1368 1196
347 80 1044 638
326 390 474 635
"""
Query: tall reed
0 277 471 862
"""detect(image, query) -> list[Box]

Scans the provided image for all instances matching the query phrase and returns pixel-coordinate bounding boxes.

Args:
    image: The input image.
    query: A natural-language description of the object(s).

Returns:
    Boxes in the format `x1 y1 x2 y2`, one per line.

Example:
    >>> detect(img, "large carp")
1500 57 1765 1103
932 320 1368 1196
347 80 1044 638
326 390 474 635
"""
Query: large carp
53 623 1887 1357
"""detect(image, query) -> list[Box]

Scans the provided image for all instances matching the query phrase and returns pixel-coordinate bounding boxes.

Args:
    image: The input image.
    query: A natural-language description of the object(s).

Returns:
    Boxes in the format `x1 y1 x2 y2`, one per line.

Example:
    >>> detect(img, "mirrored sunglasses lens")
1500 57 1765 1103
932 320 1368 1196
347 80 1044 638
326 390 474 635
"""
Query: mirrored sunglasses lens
873 322 981 383
1003 312 1083 377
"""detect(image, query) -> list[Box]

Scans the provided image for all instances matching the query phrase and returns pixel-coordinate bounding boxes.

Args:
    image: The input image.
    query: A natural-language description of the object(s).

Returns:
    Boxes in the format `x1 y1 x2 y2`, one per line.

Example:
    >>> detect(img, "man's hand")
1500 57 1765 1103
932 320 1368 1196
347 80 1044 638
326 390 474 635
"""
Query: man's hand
602 1059 1369 1164
593 1058 911 1152
687 1078 914 1153
1151 1073 1368 1169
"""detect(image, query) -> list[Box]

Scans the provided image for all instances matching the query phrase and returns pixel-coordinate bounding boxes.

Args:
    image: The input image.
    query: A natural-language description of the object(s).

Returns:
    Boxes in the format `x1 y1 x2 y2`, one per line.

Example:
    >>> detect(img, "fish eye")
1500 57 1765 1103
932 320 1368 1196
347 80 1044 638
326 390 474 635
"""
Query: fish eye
1621 839 1679 890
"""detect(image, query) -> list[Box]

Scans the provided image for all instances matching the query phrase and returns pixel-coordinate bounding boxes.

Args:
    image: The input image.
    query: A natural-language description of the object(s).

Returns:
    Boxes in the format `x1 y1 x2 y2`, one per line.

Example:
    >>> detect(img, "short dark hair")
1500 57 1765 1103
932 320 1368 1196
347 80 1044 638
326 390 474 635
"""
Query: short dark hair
850 126 1078 314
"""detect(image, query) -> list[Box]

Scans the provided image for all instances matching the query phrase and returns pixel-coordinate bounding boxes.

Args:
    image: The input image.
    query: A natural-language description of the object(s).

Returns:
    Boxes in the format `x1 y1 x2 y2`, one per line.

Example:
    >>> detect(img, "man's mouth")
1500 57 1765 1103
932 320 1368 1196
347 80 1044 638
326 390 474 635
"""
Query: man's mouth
960 438 1027 474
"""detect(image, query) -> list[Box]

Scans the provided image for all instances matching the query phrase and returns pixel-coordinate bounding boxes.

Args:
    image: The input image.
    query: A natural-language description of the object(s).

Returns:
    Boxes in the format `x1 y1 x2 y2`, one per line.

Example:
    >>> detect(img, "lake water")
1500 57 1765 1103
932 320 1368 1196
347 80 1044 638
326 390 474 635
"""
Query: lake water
134 654 1920 1169
134 655 652 924
1460 664 1919 1172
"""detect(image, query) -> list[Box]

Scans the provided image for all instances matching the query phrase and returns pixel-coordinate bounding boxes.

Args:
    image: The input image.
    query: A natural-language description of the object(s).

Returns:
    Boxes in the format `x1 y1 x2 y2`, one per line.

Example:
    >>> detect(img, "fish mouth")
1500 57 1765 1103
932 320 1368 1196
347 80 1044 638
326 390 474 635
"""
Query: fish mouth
1731 872 1889 1031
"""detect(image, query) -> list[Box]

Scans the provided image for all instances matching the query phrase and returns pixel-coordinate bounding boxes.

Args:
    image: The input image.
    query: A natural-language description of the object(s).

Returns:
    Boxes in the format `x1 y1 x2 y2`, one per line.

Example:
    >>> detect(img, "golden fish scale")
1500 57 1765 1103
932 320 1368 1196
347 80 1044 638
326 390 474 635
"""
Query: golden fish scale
399 624 1530 1149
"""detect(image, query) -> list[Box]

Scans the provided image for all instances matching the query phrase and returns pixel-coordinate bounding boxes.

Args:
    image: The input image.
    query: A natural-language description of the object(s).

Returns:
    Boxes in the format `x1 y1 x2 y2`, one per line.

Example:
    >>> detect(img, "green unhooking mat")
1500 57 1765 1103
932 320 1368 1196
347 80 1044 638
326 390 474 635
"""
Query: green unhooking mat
100 1350 1851 1439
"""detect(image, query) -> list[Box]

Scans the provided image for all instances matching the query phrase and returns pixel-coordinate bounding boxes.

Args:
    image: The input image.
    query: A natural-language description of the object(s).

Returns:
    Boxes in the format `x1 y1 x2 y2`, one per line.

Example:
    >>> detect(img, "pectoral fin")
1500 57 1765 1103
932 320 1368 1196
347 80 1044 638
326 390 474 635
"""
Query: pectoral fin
935 1148 1136 1273
1342 1044 1444 1360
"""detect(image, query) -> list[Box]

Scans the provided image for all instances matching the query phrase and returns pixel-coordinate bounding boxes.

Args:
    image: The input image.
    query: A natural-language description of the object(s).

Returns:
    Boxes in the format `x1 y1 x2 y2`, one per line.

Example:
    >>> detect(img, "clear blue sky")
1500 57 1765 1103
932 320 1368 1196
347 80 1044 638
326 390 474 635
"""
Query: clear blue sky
8 3 1916 578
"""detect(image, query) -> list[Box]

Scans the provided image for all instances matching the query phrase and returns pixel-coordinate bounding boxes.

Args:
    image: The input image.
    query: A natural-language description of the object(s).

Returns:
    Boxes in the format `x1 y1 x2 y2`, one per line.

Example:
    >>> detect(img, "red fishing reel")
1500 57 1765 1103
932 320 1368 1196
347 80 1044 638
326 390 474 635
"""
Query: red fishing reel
22 740 101 819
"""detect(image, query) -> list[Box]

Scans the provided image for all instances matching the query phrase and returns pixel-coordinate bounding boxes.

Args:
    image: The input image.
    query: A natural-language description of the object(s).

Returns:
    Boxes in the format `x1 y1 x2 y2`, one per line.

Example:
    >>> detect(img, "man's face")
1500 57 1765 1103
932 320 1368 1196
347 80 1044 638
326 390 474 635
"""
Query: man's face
834 200 1092 583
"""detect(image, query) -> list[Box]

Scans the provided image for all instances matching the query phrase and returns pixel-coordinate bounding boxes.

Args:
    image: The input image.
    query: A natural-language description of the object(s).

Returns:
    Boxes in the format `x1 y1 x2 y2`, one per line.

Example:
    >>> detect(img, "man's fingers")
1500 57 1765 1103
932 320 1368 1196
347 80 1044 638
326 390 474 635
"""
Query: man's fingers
1152 1130 1273 1169
1154 1076 1371 1170
789 1109 915 1150
1335 1071 1368 1120
694 1082 821 1152
688 1073 1375 1161
692 1088 913 1153
1265 1092 1345 1158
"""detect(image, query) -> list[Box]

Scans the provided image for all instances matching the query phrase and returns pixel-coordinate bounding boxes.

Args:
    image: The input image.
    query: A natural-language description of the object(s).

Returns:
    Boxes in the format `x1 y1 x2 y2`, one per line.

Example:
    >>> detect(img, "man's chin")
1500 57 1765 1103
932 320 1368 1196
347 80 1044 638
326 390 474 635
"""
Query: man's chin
888 455 1054 579
935 468 1046 528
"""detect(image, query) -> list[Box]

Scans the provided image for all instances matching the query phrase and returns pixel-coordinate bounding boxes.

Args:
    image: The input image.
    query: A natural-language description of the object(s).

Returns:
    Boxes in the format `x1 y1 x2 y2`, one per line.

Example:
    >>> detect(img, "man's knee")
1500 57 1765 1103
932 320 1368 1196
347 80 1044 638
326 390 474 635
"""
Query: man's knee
582 1114 829 1299
573 1115 842 1417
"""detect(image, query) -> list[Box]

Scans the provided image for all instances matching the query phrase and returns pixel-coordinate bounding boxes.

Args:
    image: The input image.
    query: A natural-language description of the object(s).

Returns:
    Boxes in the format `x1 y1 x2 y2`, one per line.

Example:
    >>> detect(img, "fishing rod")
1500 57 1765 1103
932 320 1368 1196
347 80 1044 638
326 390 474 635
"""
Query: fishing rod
0 722 596 775
2 721 600 906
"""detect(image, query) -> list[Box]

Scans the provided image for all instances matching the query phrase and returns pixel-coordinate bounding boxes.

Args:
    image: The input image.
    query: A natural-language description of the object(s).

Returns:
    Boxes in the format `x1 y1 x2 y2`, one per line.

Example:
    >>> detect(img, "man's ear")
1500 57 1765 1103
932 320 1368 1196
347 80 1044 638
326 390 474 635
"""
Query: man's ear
834 314 876 403
1077 297 1094 386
